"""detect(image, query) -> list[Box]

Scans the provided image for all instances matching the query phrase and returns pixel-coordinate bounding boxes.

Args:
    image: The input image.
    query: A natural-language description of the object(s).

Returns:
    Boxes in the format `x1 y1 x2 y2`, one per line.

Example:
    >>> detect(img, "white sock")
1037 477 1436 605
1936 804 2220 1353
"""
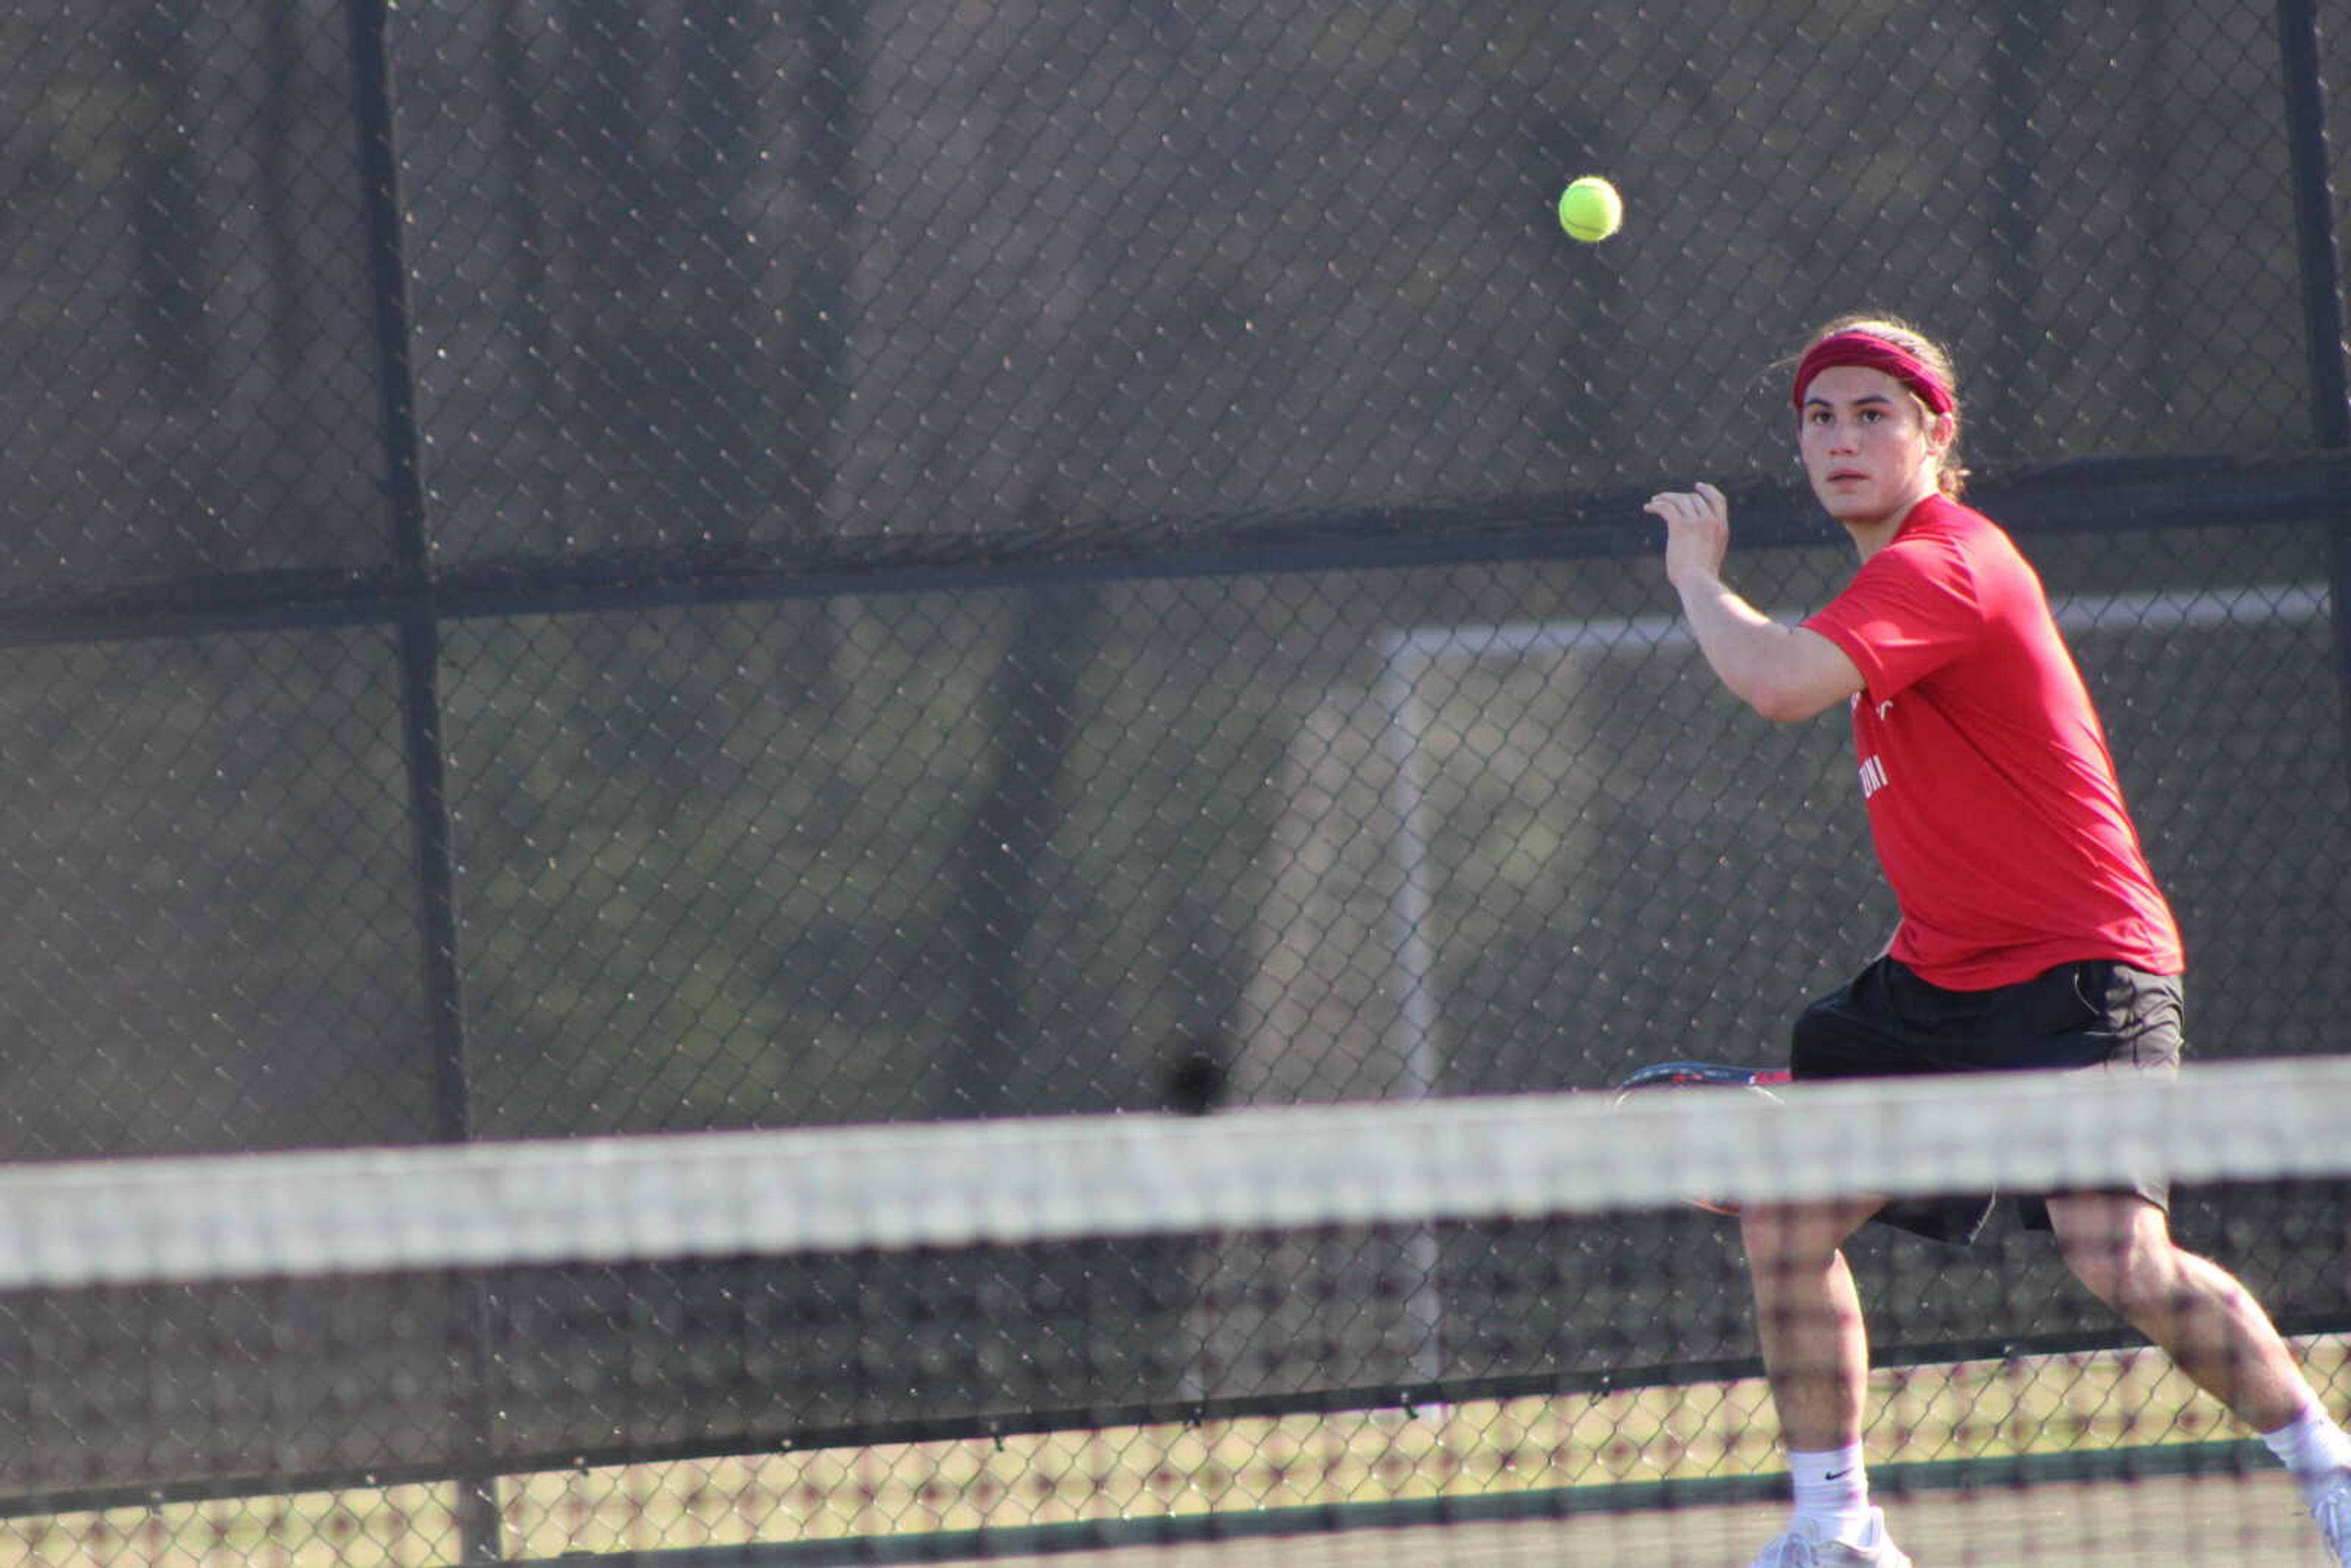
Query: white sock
2262 1401 2351 1499
1790 1442 1872 1541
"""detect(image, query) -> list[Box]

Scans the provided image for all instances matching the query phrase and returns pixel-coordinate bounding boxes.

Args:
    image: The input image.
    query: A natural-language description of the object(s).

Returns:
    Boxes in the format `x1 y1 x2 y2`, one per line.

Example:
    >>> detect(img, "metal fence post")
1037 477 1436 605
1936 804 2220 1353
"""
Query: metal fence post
2276 0 2351 765
345 0 504 1559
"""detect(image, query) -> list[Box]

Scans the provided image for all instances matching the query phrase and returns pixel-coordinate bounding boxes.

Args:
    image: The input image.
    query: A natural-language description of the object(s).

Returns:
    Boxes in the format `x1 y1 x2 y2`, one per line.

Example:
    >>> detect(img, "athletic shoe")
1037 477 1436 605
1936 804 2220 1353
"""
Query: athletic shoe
2312 1469 2351 1567
1745 1509 1914 1568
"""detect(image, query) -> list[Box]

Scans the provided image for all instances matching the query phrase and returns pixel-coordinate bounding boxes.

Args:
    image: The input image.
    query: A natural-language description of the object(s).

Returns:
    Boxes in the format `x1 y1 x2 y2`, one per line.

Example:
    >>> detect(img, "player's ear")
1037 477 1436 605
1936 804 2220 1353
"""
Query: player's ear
1925 411 1957 455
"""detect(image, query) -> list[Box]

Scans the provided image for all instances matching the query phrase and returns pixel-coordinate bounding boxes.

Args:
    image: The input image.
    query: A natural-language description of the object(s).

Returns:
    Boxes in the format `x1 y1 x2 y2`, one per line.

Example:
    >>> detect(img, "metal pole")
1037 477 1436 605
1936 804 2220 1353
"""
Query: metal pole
345 1 503 1558
1984 0 2050 441
2274 0 2351 792
2278 0 2351 449
1373 643 1449 1384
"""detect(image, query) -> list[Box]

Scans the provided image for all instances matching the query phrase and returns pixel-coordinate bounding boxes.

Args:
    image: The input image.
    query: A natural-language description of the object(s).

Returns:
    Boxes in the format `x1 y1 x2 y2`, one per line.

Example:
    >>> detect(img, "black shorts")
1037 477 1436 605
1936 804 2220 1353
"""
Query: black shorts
1790 956 2186 1245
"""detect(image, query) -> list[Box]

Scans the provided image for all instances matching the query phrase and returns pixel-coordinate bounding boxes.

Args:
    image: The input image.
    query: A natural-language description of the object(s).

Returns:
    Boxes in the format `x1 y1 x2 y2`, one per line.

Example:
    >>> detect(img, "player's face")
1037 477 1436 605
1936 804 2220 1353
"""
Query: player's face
1798 365 1951 530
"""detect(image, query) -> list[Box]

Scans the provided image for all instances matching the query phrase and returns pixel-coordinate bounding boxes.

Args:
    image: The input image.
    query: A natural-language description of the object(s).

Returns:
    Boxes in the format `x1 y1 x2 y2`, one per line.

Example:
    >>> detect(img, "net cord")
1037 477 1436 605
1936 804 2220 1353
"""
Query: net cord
0 1057 2342 1291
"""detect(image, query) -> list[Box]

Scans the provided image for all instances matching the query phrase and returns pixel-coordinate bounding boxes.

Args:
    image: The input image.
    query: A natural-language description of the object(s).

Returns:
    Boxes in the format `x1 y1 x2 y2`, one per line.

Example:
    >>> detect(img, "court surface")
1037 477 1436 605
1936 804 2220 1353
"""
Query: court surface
934 1471 2319 1566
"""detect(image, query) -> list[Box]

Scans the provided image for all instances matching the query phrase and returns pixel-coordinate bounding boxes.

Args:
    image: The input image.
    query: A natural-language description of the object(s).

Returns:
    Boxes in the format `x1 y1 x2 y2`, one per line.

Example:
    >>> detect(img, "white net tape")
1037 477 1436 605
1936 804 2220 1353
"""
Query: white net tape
2 1056 2344 1291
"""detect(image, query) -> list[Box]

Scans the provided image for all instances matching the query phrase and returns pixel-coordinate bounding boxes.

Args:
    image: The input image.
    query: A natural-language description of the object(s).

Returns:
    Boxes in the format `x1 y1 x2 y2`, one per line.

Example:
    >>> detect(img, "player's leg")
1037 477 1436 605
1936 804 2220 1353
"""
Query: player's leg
1727 962 1946 1566
2045 1190 2351 1562
1742 1196 1882 1449
2045 1190 2308 1428
1741 1194 1911 1566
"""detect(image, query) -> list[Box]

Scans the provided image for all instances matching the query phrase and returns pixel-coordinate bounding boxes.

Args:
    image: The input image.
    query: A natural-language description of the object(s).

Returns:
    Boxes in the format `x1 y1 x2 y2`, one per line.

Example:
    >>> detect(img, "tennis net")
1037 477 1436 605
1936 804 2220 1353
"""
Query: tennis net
1 1057 2345 1566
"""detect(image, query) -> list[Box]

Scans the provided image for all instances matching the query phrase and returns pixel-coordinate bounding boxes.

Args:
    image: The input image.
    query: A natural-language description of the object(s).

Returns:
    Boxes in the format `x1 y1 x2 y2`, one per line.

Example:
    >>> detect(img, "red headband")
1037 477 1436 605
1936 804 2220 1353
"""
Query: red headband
1791 331 1955 417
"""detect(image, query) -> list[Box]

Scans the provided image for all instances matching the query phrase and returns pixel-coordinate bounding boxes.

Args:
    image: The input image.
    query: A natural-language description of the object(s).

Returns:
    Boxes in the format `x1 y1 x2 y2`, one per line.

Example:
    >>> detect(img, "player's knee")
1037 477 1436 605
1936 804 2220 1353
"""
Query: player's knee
2055 1226 2138 1306
2049 1196 2177 1309
2055 1218 2183 1316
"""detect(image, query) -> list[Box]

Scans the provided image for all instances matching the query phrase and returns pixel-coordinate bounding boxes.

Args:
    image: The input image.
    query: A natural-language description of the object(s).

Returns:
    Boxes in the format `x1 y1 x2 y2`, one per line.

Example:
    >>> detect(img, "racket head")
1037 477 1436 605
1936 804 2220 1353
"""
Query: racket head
1613 1059 1791 1094
1610 1059 1791 1215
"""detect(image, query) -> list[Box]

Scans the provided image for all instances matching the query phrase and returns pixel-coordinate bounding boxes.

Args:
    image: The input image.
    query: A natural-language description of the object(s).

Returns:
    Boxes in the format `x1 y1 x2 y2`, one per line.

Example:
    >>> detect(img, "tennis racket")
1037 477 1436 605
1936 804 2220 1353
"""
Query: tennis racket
1613 1059 1791 1095
1610 1059 1791 1215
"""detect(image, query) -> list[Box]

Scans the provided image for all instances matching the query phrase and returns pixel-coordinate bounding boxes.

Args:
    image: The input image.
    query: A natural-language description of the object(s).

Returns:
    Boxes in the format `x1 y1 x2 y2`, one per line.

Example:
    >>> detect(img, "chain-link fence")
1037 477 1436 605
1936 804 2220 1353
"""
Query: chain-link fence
0 0 2347 1560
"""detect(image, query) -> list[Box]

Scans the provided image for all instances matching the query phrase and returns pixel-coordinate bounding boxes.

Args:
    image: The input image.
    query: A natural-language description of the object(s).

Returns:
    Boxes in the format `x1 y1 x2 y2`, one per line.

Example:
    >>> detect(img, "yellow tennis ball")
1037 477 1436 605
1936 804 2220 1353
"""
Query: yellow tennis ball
1558 175 1624 242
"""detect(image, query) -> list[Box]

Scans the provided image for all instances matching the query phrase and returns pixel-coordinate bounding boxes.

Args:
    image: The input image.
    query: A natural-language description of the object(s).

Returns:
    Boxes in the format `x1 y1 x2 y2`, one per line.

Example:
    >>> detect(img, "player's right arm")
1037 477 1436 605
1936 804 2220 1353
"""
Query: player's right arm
1646 482 1863 722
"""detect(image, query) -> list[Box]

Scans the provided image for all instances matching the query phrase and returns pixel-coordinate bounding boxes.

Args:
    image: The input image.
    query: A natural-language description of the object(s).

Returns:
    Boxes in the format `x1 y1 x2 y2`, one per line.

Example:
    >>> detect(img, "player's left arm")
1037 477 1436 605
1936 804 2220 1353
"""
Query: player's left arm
1646 482 1864 722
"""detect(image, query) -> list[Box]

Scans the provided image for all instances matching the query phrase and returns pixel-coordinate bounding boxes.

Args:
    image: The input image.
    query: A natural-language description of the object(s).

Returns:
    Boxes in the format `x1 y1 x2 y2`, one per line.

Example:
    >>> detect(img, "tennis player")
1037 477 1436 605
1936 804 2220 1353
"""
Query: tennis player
1644 315 2351 1568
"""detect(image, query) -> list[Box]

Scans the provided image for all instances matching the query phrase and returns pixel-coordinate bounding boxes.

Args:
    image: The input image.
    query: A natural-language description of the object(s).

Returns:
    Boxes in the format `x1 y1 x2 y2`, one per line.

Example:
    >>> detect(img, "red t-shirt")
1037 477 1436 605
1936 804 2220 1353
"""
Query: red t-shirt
1799 495 2183 988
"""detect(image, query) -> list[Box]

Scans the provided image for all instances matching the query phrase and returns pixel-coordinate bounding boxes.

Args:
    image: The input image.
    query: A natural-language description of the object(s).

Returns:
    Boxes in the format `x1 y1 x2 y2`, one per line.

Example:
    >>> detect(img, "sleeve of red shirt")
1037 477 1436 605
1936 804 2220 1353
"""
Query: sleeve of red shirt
1801 532 1982 701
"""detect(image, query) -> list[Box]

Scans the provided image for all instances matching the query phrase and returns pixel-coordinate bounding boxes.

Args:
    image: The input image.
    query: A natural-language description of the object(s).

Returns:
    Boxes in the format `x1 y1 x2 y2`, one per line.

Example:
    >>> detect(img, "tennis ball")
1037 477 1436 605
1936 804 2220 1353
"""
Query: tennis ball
1558 175 1624 242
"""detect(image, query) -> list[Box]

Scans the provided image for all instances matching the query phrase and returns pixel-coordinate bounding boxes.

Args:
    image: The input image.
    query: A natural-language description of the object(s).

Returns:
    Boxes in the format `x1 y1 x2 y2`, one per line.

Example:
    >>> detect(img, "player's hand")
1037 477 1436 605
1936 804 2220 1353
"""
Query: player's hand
1644 481 1731 590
